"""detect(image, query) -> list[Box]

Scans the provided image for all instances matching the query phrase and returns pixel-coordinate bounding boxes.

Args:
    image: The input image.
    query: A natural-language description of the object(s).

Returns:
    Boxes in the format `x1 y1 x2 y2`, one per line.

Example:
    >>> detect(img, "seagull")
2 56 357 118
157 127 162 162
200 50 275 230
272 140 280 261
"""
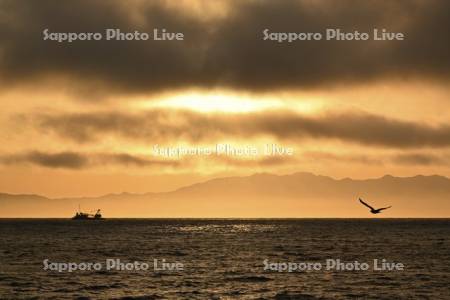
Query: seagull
359 198 391 214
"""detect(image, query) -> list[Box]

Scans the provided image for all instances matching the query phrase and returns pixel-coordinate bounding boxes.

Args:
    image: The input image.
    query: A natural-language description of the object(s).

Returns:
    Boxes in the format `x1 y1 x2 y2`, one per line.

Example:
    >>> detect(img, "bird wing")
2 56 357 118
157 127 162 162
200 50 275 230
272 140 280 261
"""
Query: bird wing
378 206 392 211
359 198 375 210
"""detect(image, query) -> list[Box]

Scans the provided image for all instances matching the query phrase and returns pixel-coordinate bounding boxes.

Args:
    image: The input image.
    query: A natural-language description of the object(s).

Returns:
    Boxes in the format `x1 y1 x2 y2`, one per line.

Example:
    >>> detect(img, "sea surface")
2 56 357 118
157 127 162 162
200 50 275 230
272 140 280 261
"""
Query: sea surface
0 219 449 299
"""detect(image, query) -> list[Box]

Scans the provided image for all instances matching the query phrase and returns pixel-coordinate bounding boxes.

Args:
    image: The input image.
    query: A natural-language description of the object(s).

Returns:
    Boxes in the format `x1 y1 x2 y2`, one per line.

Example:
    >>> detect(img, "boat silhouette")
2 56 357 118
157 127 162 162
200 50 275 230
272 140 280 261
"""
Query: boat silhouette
72 206 104 220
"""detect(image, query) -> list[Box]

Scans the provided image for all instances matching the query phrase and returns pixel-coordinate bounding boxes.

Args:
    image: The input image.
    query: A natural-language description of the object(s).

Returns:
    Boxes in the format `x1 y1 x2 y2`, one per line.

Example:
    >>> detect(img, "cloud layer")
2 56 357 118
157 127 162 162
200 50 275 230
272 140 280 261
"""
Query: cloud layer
1 0 449 94
35 109 450 149
2 149 449 170
0 151 180 169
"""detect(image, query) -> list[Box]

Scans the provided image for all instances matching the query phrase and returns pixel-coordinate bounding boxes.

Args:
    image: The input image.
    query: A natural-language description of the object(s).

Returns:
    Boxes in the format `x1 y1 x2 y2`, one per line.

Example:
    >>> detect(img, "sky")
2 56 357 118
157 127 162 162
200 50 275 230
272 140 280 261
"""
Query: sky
0 0 449 198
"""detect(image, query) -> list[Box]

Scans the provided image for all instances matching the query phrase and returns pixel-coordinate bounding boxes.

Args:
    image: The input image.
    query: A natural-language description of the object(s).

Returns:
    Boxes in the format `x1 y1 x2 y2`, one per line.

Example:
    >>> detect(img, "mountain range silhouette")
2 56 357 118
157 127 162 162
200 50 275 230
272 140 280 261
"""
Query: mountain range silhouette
1 172 449 217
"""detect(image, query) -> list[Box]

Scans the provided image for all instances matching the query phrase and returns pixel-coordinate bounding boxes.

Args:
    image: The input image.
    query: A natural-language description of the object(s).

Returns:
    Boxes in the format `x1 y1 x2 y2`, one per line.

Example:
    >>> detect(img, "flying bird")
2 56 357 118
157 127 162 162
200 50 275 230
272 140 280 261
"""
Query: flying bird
359 198 391 214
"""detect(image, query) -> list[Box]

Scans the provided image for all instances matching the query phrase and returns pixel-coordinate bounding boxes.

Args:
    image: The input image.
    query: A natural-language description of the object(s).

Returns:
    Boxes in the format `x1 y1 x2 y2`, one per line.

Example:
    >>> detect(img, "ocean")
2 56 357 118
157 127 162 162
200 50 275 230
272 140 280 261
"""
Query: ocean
0 219 449 299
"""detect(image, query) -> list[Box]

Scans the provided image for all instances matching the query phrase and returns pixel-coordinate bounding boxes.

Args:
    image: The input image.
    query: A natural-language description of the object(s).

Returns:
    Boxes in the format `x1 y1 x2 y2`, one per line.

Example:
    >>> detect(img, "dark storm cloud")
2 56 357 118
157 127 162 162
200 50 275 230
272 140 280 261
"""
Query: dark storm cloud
0 0 449 94
34 109 450 148
0 0 205 94
0 151 179 169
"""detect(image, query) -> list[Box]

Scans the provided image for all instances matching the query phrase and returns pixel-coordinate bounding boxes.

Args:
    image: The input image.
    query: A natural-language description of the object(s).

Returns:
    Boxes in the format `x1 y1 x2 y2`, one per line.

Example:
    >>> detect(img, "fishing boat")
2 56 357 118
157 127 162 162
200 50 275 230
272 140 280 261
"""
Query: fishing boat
72 207 104 220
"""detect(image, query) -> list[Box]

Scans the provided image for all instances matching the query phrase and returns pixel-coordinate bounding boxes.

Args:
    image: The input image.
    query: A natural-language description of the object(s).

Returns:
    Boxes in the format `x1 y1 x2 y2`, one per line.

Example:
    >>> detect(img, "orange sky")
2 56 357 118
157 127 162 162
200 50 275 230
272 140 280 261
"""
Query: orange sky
1 81 449 198
0 0 449 201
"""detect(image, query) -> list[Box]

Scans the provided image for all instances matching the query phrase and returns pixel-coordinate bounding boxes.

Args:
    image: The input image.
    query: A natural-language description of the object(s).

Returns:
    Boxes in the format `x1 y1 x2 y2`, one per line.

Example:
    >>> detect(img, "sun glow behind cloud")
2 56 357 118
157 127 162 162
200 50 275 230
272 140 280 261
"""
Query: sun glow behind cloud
134 92 323 114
